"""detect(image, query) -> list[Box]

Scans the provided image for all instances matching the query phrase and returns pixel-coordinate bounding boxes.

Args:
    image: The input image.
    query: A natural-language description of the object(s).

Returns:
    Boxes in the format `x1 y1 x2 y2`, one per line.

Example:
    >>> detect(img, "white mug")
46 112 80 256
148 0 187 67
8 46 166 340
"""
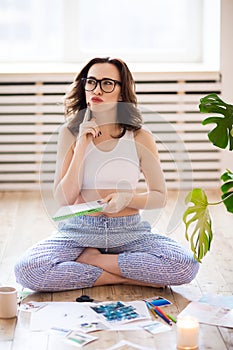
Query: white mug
0 286 18 318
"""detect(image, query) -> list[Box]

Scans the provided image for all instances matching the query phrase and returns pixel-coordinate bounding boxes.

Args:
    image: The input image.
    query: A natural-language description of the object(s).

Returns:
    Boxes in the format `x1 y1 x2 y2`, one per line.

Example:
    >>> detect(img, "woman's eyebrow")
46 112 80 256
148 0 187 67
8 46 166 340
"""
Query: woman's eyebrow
86 76 115 80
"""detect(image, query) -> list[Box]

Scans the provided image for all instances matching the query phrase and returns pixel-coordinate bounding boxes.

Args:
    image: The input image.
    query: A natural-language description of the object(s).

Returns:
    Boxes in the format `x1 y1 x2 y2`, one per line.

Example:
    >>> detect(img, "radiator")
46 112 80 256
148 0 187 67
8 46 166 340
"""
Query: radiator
0 71 221 191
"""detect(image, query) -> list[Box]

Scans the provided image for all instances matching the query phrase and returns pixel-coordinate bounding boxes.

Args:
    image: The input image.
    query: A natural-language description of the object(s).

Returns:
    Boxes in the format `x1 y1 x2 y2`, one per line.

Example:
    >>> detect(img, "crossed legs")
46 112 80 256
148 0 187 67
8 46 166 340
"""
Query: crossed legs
15 232 199 291
77 247 163 287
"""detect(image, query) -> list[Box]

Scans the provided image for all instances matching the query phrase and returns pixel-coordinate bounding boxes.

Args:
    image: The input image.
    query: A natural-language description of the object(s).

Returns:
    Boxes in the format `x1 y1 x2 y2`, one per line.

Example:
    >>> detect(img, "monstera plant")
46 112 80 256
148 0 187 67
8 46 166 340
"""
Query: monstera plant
183 94 233 262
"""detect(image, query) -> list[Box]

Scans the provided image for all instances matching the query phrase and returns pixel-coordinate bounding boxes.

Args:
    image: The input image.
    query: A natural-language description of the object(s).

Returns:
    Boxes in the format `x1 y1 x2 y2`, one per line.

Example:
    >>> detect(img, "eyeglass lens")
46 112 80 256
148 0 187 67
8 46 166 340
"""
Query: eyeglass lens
84 78 116 93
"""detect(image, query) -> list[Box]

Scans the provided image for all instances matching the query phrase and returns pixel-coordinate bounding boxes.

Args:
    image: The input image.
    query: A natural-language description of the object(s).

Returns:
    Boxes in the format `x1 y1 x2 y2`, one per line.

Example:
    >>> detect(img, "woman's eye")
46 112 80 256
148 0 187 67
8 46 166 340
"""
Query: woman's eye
87 79 96 85
103 80 114 86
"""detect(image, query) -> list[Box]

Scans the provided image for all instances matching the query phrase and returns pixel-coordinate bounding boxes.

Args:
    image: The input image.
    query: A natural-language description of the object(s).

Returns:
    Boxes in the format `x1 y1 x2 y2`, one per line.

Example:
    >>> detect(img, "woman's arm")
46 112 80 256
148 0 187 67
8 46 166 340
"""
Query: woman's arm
53 111 101 206
53 124 86 206
129 127 167 209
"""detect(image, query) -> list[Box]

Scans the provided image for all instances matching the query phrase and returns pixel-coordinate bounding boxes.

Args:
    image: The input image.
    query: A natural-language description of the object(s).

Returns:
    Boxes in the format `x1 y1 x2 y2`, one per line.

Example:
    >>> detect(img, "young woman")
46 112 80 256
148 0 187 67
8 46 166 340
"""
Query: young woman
15 57 199 291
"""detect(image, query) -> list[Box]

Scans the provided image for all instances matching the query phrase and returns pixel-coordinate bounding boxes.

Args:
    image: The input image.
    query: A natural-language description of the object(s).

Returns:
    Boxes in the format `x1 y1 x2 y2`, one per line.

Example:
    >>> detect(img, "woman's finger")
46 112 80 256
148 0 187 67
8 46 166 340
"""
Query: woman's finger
83 106 92 122
84 126 101 138
81 106 101 138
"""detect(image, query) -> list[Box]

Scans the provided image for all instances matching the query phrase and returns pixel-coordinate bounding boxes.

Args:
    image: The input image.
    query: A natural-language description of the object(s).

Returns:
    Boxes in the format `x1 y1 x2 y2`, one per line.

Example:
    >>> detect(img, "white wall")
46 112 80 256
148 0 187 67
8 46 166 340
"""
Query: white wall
221 0 233 102
220 0 233 170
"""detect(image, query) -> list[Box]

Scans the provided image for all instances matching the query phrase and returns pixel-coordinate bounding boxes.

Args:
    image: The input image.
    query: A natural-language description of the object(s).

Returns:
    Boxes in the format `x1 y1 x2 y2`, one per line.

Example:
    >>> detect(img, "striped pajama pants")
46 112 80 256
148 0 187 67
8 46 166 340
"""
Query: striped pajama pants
14 214 199 292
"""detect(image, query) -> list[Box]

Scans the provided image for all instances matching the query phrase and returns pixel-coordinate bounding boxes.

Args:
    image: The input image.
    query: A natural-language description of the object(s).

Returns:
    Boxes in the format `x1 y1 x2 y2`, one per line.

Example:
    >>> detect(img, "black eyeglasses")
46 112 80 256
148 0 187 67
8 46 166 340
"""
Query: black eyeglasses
81 77 121 93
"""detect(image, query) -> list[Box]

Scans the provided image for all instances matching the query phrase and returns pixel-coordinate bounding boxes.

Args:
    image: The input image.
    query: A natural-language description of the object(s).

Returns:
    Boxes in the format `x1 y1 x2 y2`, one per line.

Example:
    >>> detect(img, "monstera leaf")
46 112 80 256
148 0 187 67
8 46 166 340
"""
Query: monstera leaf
221 169 233 213
183 95 233 262
199 94 233 150
183 188 213 262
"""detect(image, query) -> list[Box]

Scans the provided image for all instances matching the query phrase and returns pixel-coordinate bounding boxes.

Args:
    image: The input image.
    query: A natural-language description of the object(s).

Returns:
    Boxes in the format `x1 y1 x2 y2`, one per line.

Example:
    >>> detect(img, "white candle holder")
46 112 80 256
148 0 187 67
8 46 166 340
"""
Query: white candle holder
176 315 199 350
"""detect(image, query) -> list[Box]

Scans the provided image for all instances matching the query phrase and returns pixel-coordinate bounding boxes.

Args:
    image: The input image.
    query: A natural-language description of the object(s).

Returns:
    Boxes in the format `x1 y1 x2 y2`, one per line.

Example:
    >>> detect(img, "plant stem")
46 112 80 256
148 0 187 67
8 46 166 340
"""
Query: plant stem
208 191 233 206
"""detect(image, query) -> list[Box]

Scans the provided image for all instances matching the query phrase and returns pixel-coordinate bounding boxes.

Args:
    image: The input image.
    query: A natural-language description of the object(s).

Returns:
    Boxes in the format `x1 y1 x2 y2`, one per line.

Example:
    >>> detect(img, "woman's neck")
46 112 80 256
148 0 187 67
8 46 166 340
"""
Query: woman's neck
92 107 117 125
98 123 122 138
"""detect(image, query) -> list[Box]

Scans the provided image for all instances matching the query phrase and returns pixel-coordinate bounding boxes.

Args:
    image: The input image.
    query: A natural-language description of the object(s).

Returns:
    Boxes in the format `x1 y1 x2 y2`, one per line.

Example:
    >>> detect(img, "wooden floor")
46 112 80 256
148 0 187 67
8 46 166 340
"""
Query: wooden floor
0 190 233 349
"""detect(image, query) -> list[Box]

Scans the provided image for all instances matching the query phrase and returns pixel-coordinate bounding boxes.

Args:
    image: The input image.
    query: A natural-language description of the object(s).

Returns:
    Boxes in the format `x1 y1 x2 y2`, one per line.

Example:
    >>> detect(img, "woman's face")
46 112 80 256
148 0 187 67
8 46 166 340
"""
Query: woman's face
85 63 122 113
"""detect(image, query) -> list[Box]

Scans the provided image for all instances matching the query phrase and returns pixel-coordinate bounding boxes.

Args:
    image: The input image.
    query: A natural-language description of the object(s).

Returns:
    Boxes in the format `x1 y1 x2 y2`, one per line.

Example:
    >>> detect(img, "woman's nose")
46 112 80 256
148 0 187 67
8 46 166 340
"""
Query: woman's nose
93 82 102 94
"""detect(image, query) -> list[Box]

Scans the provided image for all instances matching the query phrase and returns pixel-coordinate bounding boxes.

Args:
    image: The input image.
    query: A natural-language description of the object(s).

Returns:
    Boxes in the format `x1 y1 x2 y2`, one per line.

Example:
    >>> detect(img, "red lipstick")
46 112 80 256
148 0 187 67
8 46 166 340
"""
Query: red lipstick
91 97 104 103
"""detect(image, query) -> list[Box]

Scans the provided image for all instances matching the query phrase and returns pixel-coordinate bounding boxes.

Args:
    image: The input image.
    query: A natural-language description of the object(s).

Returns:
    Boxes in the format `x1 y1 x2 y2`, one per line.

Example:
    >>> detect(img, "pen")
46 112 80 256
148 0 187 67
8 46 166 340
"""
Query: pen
145 301 158 318
155 306 171 320
151 305 172 325
154 308 172 325
154 306 176 323
166 313 177 323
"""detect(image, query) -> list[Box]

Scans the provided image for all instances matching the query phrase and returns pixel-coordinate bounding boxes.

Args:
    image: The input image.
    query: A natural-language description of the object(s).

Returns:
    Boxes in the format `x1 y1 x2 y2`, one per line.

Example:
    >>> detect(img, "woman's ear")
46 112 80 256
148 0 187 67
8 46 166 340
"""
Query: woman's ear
118 94 123 101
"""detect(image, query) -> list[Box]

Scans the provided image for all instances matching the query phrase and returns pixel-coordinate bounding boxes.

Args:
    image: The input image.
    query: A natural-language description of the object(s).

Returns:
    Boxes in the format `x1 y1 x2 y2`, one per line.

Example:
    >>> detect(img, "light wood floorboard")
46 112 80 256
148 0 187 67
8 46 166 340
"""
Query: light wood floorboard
0 190 232 349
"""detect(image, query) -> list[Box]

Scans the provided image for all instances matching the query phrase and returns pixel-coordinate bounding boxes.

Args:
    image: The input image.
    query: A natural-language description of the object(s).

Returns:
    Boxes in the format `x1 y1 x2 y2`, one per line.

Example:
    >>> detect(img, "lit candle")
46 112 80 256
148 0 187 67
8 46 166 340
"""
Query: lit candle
176 316 199 350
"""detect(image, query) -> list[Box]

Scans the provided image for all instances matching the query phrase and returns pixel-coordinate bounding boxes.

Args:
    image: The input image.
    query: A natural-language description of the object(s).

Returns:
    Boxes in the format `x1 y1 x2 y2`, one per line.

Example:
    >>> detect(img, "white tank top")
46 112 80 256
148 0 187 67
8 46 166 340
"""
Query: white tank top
82 130 141 190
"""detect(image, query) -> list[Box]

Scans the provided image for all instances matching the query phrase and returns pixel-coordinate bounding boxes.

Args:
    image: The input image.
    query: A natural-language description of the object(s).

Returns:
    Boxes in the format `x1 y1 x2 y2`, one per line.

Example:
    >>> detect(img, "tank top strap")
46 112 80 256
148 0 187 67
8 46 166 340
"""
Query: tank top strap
124 129 134 140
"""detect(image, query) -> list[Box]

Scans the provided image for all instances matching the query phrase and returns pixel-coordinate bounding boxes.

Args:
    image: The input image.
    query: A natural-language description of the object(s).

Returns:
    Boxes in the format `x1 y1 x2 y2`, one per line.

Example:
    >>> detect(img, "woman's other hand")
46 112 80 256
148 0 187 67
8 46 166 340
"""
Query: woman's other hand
100 192 133 214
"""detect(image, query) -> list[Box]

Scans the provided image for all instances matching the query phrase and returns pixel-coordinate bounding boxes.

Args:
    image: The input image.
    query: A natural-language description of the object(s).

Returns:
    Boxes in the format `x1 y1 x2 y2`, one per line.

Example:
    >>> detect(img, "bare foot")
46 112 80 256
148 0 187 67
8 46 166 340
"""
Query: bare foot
76 247 101 265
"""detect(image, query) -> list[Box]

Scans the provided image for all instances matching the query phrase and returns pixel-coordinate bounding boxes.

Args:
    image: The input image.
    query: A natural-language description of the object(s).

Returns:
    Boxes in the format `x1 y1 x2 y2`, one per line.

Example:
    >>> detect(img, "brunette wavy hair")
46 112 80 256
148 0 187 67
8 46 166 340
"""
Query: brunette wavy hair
64 57 142 137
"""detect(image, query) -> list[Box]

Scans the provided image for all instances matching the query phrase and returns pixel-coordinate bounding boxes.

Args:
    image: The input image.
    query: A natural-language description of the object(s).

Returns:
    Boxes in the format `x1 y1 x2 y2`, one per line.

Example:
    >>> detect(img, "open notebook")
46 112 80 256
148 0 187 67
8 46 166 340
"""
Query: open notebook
52 200 106 221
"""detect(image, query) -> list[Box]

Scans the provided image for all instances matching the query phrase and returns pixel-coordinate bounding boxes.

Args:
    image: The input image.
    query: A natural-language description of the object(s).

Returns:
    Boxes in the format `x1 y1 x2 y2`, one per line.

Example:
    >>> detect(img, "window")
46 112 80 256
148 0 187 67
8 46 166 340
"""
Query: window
77 0 202 63
0 0 220 65
0 0 64 62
